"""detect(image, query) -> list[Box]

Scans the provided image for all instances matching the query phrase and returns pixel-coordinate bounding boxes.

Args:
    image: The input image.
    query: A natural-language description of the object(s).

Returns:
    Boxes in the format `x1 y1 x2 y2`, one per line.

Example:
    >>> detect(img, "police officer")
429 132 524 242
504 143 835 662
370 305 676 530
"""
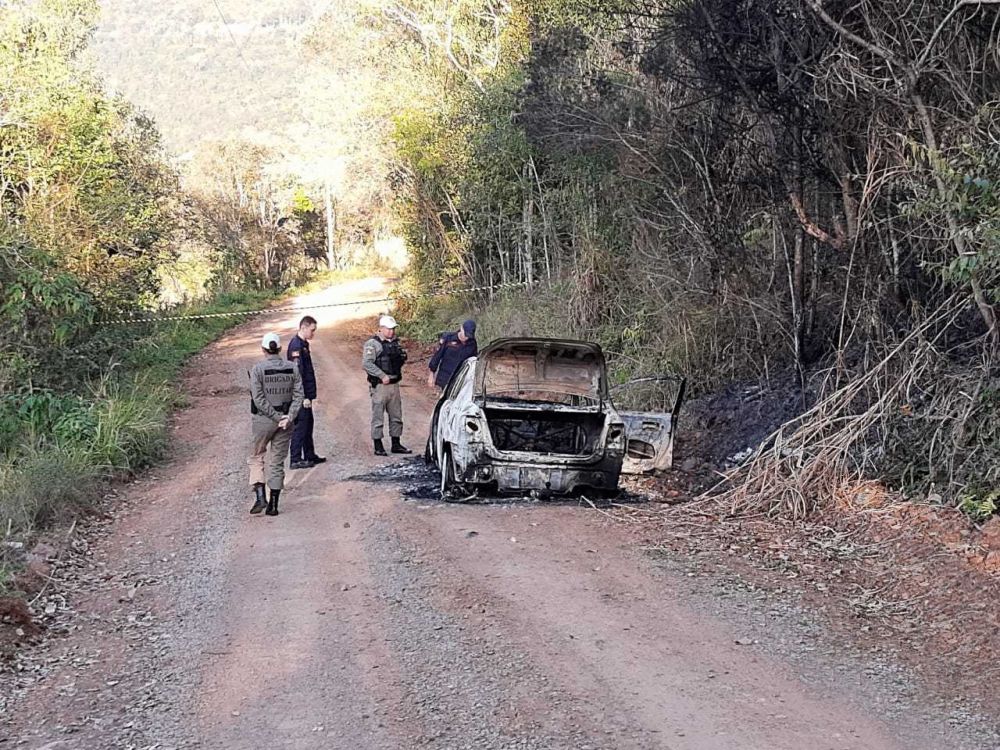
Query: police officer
287 315 326 469
427 319 478 390
362 315 411 456
248 332 304 516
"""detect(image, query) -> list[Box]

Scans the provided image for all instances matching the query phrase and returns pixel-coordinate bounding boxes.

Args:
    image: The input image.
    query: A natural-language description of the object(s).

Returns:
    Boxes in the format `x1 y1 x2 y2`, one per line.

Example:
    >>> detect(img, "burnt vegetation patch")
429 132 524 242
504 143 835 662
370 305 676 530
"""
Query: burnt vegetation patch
347 458 442 501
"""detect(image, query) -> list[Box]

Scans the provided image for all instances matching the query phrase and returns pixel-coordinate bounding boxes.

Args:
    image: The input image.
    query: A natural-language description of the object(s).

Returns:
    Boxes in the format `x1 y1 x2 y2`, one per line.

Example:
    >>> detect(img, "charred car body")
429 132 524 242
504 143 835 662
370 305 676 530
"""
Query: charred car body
426 337 683 499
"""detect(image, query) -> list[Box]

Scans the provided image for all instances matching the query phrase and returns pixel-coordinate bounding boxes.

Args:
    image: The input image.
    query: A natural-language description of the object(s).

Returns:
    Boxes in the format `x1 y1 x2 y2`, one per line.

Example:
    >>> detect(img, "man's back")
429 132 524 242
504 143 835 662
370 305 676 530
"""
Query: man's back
431 331 478 388
249 355 301 418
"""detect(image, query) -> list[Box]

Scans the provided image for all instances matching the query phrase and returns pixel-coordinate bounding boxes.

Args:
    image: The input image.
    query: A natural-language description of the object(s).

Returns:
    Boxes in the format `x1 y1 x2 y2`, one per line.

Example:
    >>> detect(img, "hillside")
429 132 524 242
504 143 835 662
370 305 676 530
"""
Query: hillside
89 0 325 160
89 0 402 249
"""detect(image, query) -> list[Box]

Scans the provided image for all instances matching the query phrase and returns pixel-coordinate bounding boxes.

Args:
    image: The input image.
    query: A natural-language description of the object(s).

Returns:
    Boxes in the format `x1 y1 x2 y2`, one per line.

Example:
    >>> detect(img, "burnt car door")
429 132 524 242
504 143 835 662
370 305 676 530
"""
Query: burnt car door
426 358 475 467
611 376 686 474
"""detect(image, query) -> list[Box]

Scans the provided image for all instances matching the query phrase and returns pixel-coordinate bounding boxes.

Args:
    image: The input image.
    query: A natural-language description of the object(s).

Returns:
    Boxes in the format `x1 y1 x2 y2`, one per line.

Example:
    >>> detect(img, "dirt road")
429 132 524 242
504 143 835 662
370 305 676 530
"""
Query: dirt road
1 280 992 749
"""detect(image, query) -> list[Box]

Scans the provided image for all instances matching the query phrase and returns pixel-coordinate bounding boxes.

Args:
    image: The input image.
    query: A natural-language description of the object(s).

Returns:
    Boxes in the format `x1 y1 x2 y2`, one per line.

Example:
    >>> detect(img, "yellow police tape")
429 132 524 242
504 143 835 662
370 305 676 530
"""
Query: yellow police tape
105 281 531 325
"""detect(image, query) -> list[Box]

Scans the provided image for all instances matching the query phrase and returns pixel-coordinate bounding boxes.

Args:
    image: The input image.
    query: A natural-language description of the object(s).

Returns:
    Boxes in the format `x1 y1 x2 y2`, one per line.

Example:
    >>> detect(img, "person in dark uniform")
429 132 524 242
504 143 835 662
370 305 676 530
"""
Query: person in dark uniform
427 319 478 390
286 315 326 469
362 315 411 456
248 333 303 516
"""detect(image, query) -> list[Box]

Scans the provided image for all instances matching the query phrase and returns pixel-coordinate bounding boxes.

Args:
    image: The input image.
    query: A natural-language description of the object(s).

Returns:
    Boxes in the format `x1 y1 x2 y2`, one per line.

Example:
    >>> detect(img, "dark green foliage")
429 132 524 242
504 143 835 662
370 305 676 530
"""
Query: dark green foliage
0 2 297 552
0 289 276 548
1 0 178 393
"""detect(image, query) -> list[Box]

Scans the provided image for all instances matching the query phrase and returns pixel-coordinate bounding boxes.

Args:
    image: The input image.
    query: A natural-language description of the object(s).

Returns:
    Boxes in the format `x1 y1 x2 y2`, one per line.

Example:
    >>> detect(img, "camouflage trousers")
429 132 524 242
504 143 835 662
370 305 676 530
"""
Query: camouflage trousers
248 414 292 490
370 382 403 440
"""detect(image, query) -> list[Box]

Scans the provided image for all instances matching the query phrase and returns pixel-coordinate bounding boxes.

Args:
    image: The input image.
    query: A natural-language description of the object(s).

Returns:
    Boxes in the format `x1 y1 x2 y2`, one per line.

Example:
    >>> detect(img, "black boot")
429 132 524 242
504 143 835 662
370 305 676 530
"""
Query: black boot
391 437 412 455
266 488 280 516
250 483 267 514
373 439 387 456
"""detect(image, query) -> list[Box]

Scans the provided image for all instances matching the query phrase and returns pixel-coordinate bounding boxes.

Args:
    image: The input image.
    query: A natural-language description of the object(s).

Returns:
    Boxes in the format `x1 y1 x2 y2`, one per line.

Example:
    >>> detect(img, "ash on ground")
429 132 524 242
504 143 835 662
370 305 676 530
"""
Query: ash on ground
347 458 647 506
346 457 441 501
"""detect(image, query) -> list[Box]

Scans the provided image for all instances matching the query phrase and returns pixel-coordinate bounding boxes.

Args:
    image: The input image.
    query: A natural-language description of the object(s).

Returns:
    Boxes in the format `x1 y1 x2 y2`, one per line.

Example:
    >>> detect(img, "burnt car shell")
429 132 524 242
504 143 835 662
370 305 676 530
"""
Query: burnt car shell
429 338 627 497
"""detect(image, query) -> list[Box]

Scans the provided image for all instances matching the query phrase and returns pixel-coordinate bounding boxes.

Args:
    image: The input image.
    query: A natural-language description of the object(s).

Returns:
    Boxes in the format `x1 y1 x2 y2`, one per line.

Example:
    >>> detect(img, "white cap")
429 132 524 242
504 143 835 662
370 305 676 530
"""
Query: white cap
261 332 281 351
379 315 398 329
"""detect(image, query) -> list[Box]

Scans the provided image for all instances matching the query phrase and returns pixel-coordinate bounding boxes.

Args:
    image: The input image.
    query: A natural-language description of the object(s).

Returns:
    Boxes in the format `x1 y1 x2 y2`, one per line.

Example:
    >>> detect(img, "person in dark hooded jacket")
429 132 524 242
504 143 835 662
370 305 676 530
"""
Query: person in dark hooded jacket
427 320 478 390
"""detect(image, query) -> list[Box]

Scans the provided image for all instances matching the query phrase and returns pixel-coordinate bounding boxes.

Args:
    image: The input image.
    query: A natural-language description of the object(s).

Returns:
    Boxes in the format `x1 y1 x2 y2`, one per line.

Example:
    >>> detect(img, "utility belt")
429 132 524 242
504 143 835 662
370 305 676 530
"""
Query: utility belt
367 374 401 387
250 399 292 415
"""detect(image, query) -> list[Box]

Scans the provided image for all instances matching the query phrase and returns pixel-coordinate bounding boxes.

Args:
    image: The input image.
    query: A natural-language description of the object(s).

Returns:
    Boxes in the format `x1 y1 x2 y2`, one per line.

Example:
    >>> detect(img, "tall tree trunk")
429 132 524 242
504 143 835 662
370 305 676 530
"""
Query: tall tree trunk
780 214 806 392
522 162 534 285
325 183 337 270
806 237 820 337
528 156 551 282
497 209 509 283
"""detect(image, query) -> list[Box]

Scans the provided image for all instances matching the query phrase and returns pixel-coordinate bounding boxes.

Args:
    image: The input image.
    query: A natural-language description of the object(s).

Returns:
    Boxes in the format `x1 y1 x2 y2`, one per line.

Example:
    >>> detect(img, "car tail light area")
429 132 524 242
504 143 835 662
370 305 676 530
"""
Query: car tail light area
465 416 486 440
606 422 626 453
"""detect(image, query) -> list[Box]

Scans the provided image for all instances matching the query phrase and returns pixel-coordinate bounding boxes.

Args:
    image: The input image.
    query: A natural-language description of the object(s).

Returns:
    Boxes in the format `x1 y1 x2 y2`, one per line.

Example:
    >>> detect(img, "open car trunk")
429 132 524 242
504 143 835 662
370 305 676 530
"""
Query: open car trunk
483 406 606 456
475 338 607 406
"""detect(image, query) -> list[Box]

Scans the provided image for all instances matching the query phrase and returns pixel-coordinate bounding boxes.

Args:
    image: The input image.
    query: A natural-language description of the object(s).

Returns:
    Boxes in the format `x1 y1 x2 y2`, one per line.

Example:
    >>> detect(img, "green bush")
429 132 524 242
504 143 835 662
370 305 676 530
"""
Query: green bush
0 560 13 595
398 293 475 343
0 442 100 539
400 283 579 344
958 491 999 524
84 377 170 474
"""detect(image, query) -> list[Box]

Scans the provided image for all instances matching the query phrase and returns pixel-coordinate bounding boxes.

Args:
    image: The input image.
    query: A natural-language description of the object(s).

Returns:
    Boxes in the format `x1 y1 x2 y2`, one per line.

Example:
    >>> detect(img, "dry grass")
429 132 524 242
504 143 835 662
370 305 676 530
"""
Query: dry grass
711 297 975 519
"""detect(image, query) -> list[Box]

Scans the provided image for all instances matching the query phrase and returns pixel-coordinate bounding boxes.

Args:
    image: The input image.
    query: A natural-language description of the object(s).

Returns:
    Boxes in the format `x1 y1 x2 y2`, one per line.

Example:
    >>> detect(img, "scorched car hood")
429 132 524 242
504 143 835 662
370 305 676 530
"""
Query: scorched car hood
474 338 609 405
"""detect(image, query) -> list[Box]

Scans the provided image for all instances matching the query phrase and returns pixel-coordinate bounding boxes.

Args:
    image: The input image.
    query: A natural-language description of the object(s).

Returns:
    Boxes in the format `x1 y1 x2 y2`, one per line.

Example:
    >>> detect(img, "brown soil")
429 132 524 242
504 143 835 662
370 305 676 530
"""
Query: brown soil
633 483 1000 721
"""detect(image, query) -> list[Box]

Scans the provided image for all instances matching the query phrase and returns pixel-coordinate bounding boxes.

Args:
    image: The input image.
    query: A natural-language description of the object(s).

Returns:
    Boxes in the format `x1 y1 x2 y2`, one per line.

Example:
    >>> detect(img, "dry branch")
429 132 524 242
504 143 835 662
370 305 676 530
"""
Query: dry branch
710 296 969 520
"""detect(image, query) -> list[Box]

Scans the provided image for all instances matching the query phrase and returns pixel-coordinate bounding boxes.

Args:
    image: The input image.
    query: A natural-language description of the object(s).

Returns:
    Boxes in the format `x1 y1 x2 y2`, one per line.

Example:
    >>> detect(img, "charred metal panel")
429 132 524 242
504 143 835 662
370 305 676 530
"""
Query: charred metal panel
475 338 608 404
462 462 619 495
620 412 675 474
612 375 685 475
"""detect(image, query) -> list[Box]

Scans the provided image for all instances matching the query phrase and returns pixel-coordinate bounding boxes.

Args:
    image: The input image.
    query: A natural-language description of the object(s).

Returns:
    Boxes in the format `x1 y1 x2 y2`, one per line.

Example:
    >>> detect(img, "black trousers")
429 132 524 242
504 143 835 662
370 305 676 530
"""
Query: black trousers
289 406 315 462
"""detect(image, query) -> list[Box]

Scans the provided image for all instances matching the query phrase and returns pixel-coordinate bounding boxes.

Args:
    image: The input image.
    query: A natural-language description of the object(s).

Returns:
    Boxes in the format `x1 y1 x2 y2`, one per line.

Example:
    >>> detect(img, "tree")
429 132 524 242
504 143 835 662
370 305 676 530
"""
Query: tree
1 0 176 384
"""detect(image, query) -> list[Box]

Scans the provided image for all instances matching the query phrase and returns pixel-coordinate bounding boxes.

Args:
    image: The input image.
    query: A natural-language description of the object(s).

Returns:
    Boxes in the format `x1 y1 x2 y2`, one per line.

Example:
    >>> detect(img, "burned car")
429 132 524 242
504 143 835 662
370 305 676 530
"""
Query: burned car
426 337 683 499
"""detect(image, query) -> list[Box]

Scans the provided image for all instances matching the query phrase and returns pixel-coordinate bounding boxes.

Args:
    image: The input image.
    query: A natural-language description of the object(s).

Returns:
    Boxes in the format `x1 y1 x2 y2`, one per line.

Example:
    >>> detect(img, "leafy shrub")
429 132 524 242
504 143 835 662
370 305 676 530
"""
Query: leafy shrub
959 491 999 524
0 290 276 547
0 442 100 537
84 377 170 474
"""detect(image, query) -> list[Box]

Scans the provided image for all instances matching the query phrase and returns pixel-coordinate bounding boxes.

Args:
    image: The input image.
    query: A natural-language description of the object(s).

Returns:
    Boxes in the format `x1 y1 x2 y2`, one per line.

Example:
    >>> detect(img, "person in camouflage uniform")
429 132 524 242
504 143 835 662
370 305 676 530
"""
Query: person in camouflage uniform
248 332 304 516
